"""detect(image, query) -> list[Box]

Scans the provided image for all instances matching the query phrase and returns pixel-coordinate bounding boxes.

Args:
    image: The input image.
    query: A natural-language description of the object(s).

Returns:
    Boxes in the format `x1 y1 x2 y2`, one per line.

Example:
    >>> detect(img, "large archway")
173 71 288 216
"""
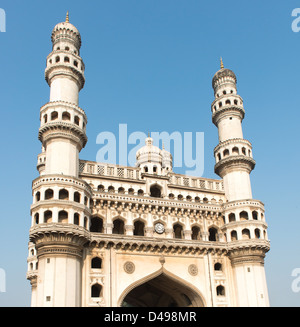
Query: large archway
120 270 205 307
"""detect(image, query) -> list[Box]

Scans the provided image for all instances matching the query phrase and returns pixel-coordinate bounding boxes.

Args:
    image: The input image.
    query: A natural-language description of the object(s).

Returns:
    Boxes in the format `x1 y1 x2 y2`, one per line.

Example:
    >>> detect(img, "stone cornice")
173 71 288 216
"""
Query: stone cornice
38 121 88 148
93 193 224 213
29 223 270 258
214 155 256 177
212 106 245 126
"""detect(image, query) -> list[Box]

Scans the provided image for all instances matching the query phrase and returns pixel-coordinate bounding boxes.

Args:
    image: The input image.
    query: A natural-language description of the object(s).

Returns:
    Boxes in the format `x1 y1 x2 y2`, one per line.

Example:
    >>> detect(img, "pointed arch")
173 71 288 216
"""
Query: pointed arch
118 267 206 307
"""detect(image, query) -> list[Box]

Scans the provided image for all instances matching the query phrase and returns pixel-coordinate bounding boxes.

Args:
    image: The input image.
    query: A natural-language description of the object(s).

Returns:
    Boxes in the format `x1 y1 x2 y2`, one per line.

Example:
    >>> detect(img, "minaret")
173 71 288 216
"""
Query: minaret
211 60 270 306
27 14 91 307
40 12 87 177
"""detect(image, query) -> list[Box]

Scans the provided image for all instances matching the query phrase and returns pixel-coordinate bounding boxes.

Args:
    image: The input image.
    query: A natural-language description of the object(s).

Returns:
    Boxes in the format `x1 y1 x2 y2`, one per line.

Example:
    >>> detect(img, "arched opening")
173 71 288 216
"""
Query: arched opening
44 210 52 223
58 210 68 223
214 263 222 271
191 226 201 240
128 188 134 195
59 189 69 200
150 184 162 198
231 230 238 241
242 228 250 239
45 189 54 200
91 283 102 298
90 217 103 233
133 220 145 236
73 213 79 225
51 111 58 120
62 112 70 121
232 147 239 155
35 191 40 202
173 224 183 239
120 272 204 307
228 213 236 223
118 187 125 194
98 185 105 192
252 211 258 220
34 213 39 225
108 186 115 193
239 211 249 221
91 257 102 269
74 191 81 203
137 189 144 196
208 227 218 241
255 228 261 239
223 149 229 157
112 219 125 235
216 285 225 296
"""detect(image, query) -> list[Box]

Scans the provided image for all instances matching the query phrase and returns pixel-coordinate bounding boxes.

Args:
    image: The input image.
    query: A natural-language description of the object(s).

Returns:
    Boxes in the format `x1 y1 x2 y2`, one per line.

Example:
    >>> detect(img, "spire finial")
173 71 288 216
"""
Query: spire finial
66 11 69 23
220 57 224 69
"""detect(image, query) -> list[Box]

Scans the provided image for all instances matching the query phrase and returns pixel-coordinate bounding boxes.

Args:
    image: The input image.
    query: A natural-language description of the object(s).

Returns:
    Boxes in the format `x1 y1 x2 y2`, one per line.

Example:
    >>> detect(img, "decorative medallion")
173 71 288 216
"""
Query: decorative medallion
154 223 165 234
188 264 198 276
124 261 135 274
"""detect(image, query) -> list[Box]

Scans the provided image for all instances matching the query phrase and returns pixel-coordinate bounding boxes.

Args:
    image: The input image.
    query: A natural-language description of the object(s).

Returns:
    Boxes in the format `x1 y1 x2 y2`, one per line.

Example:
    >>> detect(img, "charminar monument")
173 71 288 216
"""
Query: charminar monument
26 14 270 307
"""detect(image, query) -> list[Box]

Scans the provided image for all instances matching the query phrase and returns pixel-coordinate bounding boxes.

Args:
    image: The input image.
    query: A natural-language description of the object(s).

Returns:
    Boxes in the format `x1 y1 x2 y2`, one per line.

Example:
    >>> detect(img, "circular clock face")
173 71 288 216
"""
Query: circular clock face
155 223 165 234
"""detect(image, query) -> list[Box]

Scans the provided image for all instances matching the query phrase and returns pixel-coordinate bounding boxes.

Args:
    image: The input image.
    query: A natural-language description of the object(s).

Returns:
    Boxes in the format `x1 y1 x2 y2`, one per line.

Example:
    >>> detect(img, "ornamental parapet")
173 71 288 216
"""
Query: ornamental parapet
93 192 224 213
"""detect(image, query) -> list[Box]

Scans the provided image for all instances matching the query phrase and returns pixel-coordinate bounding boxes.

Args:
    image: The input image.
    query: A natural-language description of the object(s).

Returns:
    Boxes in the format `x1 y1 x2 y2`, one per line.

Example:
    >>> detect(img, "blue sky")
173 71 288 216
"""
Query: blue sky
0 0 299 307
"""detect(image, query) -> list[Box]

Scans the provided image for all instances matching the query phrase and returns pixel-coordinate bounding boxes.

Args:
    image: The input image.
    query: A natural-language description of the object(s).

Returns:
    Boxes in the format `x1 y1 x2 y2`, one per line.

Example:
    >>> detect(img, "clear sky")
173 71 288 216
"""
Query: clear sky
0 0 299 307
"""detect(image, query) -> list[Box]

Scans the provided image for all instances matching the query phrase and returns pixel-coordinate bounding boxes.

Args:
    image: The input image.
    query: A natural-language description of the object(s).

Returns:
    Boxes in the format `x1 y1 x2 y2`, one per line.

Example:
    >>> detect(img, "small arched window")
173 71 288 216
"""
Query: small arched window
74 116 80 126
64 56 70 63
35 191 41 202
214 263 222 271
45 189 54 200
34 213 39 225
108 186 115 193
134 220 145 236
58 210 68 224
74 191 81 203
91 284 102 298
98 185 105 192
91 257 102 269
173 224 183 239
242 228 250 239
118 187 125 194
150 185 161 198
59 189 69 200
191 226 201 240
112 219 125 235
62 112 71 121
216 285 225 296
51 111 58 121
44 210 52 223
231 230 238 241
73 213 80 225
137 189 144 196
208 227 218 241
90 217 103 233
229 213 236 223
239 211 249 221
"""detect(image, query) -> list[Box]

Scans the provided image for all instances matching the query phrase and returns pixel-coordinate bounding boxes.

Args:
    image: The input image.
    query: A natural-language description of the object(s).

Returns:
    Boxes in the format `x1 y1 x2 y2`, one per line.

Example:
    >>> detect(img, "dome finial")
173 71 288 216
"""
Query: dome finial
220 57 224 69
66 11 69 23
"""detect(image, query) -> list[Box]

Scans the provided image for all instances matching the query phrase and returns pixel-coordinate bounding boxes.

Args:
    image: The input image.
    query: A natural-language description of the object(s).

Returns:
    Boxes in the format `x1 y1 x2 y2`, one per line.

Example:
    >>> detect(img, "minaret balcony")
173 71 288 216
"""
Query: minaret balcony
214 155 256 177
214 138 253 164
